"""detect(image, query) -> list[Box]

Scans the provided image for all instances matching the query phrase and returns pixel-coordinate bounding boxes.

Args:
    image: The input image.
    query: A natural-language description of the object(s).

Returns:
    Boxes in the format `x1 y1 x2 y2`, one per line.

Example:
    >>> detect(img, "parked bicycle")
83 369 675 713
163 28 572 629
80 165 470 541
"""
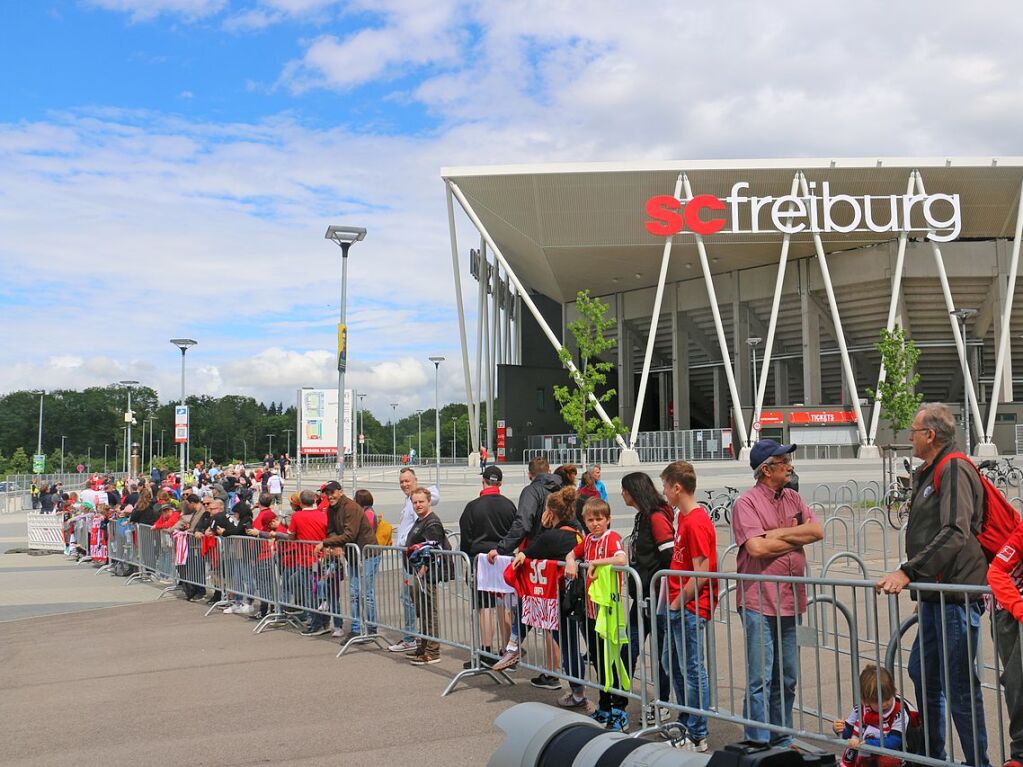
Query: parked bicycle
885 458 913 530
698 486 739 525
978 456 1023 487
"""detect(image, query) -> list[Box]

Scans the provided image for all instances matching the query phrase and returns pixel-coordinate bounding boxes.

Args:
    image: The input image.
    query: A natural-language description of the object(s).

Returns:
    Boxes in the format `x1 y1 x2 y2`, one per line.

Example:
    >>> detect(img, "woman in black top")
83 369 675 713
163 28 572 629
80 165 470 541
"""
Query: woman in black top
620 471 675 719
39 485 55 514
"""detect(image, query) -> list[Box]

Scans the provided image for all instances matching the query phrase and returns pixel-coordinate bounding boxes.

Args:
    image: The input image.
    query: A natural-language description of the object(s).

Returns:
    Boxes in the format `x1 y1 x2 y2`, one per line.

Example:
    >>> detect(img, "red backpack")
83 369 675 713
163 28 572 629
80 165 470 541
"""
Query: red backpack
932 451 1021 562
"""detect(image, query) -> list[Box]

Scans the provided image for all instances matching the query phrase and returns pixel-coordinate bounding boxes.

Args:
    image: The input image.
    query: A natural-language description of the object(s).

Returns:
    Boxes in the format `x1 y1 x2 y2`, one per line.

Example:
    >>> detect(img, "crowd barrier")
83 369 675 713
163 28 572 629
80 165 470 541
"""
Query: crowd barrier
60 514 1023 767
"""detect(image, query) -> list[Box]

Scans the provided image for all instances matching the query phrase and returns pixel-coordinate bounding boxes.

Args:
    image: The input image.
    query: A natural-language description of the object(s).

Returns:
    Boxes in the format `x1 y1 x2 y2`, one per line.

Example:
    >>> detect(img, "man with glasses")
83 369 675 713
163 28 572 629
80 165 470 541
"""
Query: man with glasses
731 438 823 747
877 404 989 766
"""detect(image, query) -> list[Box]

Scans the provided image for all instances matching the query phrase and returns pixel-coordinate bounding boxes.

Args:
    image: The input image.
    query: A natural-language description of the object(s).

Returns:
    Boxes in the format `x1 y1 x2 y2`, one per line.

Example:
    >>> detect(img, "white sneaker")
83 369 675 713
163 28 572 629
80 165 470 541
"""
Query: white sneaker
388 639 418 653
223 605 237 614
238 604 257 616
332 629 345 638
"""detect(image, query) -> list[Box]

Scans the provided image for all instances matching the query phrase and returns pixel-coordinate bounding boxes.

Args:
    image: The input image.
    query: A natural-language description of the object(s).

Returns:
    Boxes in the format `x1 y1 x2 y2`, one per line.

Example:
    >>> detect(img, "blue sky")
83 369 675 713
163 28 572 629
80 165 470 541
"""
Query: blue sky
1 0 1021 416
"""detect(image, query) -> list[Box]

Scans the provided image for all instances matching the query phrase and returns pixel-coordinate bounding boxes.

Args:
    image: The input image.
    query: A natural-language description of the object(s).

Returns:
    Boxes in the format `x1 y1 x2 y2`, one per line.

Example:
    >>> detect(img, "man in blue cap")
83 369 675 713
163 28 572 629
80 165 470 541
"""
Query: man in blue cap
731 439 823 746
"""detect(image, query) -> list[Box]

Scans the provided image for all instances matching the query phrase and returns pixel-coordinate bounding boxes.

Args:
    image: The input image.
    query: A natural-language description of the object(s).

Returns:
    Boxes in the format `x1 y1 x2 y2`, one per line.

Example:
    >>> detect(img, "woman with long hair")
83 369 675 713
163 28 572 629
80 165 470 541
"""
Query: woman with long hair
620 471 675 726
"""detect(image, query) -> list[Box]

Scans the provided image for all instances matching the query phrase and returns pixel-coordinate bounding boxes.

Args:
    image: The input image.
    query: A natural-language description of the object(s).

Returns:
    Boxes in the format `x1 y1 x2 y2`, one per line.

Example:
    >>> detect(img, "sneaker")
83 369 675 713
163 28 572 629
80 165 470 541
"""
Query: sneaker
300 626 331 637
463 655 497 670
490 648 520 671
388 639 418 653
685 737 708 753
605 708 629 732
223 605 238 614
530 674 561 690
331 629 345 638
405 649 425 659
641 704 666 727
409 654 441 665
237 604 257 616
590 708 611 725
557 692 590 709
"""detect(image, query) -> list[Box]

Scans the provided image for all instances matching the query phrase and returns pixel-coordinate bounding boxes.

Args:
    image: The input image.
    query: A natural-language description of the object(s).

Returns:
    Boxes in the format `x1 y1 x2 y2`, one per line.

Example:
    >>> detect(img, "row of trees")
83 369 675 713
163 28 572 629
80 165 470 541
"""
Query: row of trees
0 387 483 478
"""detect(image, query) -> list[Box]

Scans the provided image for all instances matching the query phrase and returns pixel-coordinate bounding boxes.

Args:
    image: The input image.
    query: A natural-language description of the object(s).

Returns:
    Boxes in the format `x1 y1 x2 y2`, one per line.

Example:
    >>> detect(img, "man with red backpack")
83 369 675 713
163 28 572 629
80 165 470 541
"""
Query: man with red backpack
877 403 990 767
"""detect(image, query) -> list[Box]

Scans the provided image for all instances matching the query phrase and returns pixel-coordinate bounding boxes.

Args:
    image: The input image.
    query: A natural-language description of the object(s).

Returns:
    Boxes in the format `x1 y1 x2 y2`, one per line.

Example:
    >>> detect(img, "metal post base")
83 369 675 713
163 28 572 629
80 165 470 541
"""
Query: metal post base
975 441 999 458
253 610 305 634
126 569 154 586
737 446 752 463
856 444 882 460
617 449 641 466
158 584 182 600
336 631 389 658
442 665 515 697
204 599 232 617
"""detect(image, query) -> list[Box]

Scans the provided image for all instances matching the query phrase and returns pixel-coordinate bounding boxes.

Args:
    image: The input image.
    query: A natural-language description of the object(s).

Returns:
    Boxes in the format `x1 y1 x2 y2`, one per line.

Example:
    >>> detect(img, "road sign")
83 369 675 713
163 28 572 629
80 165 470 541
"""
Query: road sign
175 406 189 443
752 420 762 431
76 464 84 473
358 433 365 444
33 454 45 473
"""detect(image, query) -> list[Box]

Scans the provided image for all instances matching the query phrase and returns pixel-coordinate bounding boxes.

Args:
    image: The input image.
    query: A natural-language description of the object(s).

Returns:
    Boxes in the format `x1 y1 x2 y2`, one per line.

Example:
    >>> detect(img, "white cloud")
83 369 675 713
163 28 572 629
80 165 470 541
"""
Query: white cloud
84 0 227 22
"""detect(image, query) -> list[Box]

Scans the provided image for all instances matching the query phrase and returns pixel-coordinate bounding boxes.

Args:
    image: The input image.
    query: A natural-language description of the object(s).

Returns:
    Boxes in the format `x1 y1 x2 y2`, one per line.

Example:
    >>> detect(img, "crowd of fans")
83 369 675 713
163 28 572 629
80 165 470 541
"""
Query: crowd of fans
46 403 1023 765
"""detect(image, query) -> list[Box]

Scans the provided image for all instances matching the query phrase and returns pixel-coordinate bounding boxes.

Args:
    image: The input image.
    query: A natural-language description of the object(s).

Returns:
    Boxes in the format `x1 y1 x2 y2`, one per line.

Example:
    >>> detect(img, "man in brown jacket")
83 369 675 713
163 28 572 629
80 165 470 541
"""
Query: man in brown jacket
316 480 375 641
877 403 989 766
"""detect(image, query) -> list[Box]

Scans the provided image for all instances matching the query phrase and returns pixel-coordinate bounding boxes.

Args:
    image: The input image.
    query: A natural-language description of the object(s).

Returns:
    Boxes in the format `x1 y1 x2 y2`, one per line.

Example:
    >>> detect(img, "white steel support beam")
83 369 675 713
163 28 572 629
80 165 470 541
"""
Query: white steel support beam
515 292 522 364
446 184 477 462
631 174 683 448
682 173 749 450
472 239 486 454
487 245 498 452
867 172 916 445
984 179 1023 443
447 180 629 452
914 172 985 450
753 173 801 436
503 283 512 365
798 172 869 446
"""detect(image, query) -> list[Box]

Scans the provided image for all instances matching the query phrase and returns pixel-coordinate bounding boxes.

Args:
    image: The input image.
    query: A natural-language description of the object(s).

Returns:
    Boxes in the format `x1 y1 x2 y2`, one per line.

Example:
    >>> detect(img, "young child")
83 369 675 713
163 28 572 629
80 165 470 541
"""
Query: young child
987 521 1023 767
833 665 917 767
565 498 629 731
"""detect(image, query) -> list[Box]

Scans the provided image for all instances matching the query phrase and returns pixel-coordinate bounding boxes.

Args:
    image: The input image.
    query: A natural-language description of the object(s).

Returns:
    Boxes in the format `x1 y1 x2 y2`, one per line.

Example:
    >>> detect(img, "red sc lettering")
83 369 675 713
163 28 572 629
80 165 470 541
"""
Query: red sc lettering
644 195 683 236
683 194 726 235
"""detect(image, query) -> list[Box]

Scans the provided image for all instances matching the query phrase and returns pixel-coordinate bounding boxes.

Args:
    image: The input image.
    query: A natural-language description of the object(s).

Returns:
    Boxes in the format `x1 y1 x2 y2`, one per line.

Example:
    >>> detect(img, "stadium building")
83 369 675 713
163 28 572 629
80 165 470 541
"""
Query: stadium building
440 158 1023 463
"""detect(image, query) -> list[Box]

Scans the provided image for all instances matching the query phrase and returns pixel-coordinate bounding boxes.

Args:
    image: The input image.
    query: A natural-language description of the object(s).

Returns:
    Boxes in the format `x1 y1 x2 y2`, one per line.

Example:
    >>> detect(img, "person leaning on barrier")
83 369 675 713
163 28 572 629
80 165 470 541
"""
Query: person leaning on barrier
731 439 823 748
404 486 450 665
173 494 206 601
877 403 990 767
316 480 375 642
987 520 1023 767
459 465 518 669
488 457 563 563
389 468 440 654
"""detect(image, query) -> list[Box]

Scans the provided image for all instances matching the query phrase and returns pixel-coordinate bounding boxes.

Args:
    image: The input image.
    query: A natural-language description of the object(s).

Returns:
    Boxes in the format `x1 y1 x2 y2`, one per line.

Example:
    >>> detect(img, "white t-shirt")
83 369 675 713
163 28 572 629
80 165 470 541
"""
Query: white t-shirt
267 475 283 494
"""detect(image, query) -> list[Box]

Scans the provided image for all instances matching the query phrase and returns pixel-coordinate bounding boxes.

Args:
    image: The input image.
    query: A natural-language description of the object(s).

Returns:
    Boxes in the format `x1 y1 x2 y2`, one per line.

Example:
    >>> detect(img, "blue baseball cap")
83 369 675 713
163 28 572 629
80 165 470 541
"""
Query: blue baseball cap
749 439 797 470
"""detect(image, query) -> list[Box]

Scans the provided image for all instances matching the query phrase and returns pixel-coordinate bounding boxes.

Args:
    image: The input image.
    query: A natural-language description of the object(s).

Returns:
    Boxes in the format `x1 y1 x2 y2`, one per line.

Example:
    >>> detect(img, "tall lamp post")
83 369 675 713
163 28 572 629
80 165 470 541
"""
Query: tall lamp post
325 224 367 485
170 339 197 483
146 415 156 472
429 356 445 484
358 393 366 464
283 428 294 457
747 337 763 433
103 444 109 472
951 308 979 454
118 380 139 476
451 416 457 459
266 434 275 456
60 435 67 473
415 409 423 463
32 390 44 466
390 403 399 463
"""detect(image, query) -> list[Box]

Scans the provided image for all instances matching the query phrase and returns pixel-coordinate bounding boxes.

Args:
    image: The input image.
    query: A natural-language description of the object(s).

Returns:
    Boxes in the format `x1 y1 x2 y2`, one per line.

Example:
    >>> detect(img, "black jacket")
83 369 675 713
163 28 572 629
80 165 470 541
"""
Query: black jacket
496 473 562 554
459 490 517 558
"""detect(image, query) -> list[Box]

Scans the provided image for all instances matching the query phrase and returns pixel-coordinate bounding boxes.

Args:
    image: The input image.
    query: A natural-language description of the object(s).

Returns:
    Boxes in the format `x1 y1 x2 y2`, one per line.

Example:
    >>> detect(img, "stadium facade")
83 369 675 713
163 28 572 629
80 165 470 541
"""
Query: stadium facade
441 158 1023 463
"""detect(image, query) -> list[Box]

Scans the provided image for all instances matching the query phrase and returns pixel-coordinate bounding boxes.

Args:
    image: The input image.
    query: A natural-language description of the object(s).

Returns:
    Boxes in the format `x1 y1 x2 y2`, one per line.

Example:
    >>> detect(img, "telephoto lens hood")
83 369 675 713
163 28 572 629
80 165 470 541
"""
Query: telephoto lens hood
488 703 838 767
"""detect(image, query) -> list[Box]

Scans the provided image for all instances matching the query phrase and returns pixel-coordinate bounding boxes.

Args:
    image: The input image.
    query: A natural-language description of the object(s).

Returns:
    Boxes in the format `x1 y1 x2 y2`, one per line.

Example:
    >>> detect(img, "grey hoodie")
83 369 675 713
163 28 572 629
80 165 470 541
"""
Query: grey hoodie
496 472 563 554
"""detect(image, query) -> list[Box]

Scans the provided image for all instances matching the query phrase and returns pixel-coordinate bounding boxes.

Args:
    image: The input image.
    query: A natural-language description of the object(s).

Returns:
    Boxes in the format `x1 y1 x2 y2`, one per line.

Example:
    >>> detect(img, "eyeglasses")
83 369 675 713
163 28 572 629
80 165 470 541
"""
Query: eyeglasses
767 456 793 467
906 427 933 435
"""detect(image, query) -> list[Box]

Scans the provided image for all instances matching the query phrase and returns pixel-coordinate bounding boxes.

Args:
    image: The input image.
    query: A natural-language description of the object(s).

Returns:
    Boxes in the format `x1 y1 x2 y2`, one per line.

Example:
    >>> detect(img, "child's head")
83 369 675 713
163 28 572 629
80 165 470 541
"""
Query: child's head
582 498 611 535
860 665 896 709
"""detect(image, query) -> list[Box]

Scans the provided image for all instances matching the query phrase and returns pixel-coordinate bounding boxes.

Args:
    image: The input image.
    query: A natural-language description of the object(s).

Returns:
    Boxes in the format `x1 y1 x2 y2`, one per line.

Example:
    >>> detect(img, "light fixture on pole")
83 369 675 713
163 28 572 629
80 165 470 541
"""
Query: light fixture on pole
357 393 366 464
170 339 197 483
747 337 763 410
951 308 979 453
390 403 399 463
60 435 67 473
429 356 445 484
118 380 139 476
325 224 367 485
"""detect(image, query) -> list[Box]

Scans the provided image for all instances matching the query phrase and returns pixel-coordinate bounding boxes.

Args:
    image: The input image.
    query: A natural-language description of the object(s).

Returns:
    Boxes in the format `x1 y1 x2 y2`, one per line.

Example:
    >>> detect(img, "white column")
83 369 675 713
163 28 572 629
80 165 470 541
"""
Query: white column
448 180 628 451
446 184 476 465
671 294 690 430
798 172 869 450
472 240 486 456
683 173 749 452
983 180 1023 450
630 174 683 448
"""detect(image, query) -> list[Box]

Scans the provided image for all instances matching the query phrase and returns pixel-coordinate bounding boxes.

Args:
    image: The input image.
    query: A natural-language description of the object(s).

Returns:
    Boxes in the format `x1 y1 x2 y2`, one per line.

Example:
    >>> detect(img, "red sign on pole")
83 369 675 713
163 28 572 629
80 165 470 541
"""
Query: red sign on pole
788 410 857 425
496 419 507 463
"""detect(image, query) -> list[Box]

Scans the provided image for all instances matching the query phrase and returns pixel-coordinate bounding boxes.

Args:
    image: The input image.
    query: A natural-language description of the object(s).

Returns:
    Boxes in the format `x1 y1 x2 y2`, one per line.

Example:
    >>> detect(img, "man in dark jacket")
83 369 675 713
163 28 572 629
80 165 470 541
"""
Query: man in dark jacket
460 466 517 666
877 403 989 766
487 457 562 560
316 480 375 641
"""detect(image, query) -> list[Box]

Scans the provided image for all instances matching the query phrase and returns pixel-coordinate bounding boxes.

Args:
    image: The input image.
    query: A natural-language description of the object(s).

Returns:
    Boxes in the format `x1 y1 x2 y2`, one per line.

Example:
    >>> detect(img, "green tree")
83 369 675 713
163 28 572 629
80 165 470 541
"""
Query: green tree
9 447 29 475
867 326 923 434
553 290 628 449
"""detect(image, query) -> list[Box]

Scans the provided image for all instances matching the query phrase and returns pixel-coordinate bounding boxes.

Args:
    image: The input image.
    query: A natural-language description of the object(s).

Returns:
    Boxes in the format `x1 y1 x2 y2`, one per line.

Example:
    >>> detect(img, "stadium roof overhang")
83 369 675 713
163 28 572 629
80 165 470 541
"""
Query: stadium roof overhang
441 157 1023 302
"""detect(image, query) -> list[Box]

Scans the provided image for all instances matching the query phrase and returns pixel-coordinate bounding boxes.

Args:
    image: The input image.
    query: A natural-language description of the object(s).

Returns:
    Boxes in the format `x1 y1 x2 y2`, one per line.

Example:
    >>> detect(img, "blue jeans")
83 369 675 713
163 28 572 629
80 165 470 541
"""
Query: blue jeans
909 600 989 766
349 554 379 633
625 601 669 703
284 565 320 627
662 609 710 740
400 565 417 642
741 609 798 746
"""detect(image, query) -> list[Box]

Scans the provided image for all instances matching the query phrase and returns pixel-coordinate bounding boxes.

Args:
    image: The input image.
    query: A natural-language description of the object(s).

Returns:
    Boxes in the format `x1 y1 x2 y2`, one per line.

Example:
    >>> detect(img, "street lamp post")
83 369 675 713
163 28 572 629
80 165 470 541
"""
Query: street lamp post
429 356 445 485
147 416 155 472
951 308 979 454
33 390 44 462
103 444 109 472
358 393 366 465
451 417 457 459
283 429 294 457
118 380 139 476
266 434 275 456
60 435 66 473
415 409 423 463
160 430 165 457
390 403 399 463
170 339 197 483
87 446 91 473
325 224 367 485
747 336 763 430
